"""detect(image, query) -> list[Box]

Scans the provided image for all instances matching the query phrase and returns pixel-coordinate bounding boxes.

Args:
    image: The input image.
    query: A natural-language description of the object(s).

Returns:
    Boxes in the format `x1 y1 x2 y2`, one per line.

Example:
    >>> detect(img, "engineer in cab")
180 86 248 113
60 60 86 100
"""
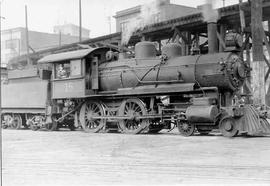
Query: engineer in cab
56 64 68 79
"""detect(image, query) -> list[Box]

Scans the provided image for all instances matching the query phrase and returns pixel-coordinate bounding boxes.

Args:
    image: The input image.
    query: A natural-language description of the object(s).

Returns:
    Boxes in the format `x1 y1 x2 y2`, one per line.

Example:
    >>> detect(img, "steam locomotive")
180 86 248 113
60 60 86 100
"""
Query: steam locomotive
1 38 270 136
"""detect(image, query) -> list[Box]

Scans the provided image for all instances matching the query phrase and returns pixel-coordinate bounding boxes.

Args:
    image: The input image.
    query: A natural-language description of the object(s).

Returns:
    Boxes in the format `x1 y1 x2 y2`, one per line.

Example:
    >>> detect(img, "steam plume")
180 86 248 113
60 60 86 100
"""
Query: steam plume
121 0 161 45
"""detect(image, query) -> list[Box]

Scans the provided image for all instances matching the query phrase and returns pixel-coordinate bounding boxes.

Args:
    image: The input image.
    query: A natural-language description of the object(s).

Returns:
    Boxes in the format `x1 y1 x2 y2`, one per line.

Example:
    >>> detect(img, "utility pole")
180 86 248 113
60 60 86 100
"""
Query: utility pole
267 21 270 106
59 31 61 47
251 0 265 104
239 0 245 33
108 16 111 34
79 0 82 42
0 4 2 184
25 5 31 65
0 2 3 185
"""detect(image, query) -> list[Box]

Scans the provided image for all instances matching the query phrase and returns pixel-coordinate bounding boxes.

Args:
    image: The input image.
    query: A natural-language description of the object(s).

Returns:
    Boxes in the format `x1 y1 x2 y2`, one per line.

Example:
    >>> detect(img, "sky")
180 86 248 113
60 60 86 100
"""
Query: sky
0 0 241 38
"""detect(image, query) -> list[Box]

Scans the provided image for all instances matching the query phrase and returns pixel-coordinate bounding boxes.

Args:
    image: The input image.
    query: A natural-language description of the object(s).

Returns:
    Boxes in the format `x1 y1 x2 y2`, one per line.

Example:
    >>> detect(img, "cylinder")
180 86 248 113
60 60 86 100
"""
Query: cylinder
186 105 218 123
207 22 218 54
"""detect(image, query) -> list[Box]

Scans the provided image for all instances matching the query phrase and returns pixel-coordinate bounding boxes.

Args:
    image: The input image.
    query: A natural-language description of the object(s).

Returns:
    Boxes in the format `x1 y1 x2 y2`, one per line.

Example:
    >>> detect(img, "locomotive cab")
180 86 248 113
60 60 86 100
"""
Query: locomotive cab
38 47 117 99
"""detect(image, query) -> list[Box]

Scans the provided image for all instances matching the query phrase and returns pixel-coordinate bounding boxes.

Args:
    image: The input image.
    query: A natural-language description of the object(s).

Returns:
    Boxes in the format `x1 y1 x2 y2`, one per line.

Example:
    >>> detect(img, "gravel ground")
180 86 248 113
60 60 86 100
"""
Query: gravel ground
2 129 270 186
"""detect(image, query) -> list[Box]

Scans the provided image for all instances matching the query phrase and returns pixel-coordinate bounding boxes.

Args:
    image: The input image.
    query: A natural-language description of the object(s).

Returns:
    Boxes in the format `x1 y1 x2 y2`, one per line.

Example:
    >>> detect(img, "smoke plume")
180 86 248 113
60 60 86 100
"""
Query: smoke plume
121 0 162 45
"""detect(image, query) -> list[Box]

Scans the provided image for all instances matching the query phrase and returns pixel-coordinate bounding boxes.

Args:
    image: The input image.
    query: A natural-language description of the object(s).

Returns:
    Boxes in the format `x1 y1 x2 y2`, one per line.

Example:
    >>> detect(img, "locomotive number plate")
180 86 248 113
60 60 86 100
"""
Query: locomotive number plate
53 79 85 98
64 82 74 92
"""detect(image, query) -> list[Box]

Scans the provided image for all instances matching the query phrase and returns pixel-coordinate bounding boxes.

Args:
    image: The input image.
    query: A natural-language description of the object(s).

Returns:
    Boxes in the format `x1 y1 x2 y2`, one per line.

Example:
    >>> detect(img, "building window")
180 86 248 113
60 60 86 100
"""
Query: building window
5 52 18 62
120 21 129 33
137 17 143 28
153 12 161 23
5 39 20 51
1 41 5 49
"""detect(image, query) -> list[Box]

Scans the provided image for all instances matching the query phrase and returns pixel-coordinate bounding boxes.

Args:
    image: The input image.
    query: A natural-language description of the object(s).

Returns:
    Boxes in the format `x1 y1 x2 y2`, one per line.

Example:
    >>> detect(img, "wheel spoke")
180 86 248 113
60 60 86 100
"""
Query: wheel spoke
125 105 129 113
131 103 136 110
128 102 132 110
89 121 93 128
134 106 141 113
86 120 90 127
89 103 94 111
94 120 99 127
93 105 99 112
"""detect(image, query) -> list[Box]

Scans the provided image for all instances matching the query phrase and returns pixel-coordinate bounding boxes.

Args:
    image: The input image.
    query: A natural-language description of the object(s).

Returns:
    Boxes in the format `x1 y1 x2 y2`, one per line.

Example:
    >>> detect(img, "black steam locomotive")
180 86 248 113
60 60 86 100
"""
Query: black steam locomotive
1 38 269 136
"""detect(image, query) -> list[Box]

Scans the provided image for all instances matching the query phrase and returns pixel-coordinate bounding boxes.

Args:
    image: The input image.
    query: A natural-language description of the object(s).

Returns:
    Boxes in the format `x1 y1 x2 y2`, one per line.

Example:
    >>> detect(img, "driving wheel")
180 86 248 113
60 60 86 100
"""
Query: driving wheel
79 101 105 133
118 98 149 134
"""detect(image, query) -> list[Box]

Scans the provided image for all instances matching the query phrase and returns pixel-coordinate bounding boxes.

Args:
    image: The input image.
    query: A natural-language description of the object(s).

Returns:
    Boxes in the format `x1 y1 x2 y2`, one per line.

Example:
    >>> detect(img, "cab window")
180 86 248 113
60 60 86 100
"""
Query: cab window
70 59 82 77
55 62 70 79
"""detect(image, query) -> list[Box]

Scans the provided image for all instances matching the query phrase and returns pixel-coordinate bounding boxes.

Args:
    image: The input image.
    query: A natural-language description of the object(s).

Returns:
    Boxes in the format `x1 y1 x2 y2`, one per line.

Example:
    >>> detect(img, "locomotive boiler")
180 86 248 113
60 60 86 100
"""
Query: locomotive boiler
99 42 246 92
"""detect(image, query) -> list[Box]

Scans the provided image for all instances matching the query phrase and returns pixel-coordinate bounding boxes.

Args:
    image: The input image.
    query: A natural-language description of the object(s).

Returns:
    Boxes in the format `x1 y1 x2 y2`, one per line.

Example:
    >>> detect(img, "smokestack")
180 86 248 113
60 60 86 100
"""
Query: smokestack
202 2 218 54
207 22 218 53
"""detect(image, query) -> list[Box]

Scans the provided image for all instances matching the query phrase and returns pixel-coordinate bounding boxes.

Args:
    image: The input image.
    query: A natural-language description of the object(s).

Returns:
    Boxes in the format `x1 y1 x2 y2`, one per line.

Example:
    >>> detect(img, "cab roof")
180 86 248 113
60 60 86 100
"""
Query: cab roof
38 47 102 63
